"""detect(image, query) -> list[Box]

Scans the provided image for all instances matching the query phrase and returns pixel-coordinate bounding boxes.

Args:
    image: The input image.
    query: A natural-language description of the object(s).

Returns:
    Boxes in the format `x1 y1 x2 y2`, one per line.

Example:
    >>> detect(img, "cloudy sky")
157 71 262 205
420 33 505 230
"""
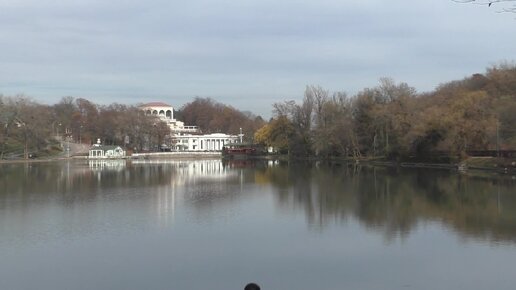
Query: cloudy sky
1 0 515 117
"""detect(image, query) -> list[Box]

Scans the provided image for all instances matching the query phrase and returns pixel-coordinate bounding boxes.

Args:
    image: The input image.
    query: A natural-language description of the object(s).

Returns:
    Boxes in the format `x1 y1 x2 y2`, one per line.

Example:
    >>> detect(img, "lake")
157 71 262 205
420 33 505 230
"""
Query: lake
1 159 515 290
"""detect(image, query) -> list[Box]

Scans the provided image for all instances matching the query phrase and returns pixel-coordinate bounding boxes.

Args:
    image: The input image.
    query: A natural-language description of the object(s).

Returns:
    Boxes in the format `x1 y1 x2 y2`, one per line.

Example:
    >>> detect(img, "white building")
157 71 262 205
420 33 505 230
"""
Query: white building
139 102 241 151
89 144 126 159
139 102 198 134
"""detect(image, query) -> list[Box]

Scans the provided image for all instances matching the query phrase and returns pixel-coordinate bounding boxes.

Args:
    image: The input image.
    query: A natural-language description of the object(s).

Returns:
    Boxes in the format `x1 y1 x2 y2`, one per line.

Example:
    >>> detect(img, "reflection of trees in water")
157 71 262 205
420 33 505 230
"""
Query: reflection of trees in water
0 161 176 205
263 163 516 244
2 160 515 244
0 160 257 216
261 162 358 229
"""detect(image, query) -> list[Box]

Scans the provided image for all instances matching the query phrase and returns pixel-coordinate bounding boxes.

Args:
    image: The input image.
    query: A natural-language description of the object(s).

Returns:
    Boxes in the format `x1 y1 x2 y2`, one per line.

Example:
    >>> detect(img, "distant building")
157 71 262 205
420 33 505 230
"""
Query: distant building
139 102 241 151
89 144 126 159
139 102 198 134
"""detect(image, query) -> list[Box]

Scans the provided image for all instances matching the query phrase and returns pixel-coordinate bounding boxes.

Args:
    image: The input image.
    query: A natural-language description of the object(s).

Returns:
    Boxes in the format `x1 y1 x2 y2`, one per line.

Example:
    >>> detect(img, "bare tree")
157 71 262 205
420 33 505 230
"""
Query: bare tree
452 0 516 13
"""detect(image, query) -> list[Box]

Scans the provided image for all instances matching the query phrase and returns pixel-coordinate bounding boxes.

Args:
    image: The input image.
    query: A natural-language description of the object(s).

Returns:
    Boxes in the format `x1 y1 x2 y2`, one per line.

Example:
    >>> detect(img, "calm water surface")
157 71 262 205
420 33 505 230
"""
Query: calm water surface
1 159 515 290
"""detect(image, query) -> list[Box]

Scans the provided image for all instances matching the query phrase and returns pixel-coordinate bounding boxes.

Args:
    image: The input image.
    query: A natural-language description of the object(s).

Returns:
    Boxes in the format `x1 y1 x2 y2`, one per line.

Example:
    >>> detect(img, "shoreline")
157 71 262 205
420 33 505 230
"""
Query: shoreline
1 154 514 174
0 157 73 164
261 155 516 174
0 152 223 164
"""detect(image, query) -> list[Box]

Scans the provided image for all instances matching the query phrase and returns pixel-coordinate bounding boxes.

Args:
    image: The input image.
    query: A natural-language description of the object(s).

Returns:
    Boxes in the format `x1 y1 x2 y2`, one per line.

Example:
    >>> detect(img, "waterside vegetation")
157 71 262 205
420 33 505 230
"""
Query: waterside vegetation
1 63 515 167
0 96 264 160
254 63 516 166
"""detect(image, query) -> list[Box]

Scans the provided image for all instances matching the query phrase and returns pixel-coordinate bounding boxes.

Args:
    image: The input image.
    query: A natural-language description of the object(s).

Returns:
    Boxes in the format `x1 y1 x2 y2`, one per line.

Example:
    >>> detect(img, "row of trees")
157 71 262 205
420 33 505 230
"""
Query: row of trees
2 63 515 160
255 63 516 160
179 97 265 138
0 96 266 159
0 96 171 158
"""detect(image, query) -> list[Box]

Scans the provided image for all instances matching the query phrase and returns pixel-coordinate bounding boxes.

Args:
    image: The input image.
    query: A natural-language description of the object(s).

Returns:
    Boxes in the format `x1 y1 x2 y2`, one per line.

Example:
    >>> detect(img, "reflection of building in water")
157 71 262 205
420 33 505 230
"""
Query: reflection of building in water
177 160 231 179
134 159 237 227
132 159 235 185
83 159 253 227
139 102 240 151
88 159 127 171
154 180 177 228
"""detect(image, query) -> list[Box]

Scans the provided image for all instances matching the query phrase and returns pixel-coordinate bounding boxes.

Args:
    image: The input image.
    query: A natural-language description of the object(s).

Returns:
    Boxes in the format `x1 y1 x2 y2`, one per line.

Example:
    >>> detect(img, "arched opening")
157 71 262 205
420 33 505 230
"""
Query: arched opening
152 110 158 115
159 110 165 116
166 110 172 119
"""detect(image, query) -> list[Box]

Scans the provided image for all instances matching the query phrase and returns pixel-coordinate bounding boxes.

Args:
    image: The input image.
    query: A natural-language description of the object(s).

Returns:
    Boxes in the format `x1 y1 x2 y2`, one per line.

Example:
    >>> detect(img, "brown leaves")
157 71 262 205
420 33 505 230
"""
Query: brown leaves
180 97 265 140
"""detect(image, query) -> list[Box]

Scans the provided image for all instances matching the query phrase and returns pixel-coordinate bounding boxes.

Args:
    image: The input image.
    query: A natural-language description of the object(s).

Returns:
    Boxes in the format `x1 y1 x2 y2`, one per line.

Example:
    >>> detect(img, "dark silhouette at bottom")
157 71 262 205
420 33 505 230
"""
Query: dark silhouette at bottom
244 282 261 290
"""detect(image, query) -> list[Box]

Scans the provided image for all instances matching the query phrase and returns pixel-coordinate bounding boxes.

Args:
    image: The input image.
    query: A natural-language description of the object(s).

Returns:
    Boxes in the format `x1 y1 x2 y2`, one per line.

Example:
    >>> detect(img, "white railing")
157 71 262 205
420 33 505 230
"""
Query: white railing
172 126 199 133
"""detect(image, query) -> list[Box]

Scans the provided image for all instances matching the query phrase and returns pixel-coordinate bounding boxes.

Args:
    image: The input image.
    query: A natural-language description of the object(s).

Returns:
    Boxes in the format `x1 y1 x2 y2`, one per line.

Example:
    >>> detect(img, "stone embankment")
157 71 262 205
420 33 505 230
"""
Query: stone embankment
131 152 222 159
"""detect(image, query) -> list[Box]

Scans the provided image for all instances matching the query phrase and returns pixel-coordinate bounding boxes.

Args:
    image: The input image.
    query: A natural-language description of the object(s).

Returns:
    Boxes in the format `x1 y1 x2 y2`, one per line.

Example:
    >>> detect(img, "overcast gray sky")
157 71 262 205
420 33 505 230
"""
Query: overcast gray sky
1 0 515 117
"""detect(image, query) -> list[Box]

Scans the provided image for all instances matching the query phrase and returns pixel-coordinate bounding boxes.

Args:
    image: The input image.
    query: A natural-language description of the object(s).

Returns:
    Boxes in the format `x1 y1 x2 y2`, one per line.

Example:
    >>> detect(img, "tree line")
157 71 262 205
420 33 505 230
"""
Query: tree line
255 63 516 160
1 63 515 160
0 96 264 159
0 97 167 158
179 97 265 137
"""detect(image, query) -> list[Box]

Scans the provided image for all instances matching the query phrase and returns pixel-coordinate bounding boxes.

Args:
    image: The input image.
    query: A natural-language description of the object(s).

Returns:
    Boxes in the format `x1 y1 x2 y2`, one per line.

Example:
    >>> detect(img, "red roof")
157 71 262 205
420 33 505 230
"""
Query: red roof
140 102 172 107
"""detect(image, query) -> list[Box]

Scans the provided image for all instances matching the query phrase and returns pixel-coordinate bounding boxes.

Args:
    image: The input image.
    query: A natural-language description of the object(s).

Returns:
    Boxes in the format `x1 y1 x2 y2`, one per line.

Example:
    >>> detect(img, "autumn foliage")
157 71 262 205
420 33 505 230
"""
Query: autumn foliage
179 97 265 139
1 63 515 160
255 63 516 160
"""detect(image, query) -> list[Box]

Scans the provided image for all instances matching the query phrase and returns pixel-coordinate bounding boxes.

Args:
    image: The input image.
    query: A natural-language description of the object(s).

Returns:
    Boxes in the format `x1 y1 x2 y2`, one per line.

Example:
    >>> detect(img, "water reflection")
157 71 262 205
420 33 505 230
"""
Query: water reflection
0 159 250 234
88 159 127 171
256 162 516 244
1 160 515 245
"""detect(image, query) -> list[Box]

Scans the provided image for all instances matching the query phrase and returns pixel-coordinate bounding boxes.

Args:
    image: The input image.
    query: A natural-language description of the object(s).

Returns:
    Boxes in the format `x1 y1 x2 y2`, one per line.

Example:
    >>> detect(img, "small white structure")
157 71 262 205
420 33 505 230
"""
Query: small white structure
89 139 126 159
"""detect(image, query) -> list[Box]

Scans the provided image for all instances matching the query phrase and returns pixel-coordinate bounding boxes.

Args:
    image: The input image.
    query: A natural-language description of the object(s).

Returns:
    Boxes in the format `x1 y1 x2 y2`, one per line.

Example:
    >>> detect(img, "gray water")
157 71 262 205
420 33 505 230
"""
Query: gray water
1 159 515 290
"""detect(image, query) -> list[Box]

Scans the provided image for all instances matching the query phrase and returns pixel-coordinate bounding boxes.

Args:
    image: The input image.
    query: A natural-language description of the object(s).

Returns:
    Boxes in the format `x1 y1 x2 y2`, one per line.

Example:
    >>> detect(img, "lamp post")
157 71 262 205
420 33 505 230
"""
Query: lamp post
57 123 62 139
66 129 70 158
51 121 56 137
496 120 500 158
79 125 83 144
21 122 28 159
